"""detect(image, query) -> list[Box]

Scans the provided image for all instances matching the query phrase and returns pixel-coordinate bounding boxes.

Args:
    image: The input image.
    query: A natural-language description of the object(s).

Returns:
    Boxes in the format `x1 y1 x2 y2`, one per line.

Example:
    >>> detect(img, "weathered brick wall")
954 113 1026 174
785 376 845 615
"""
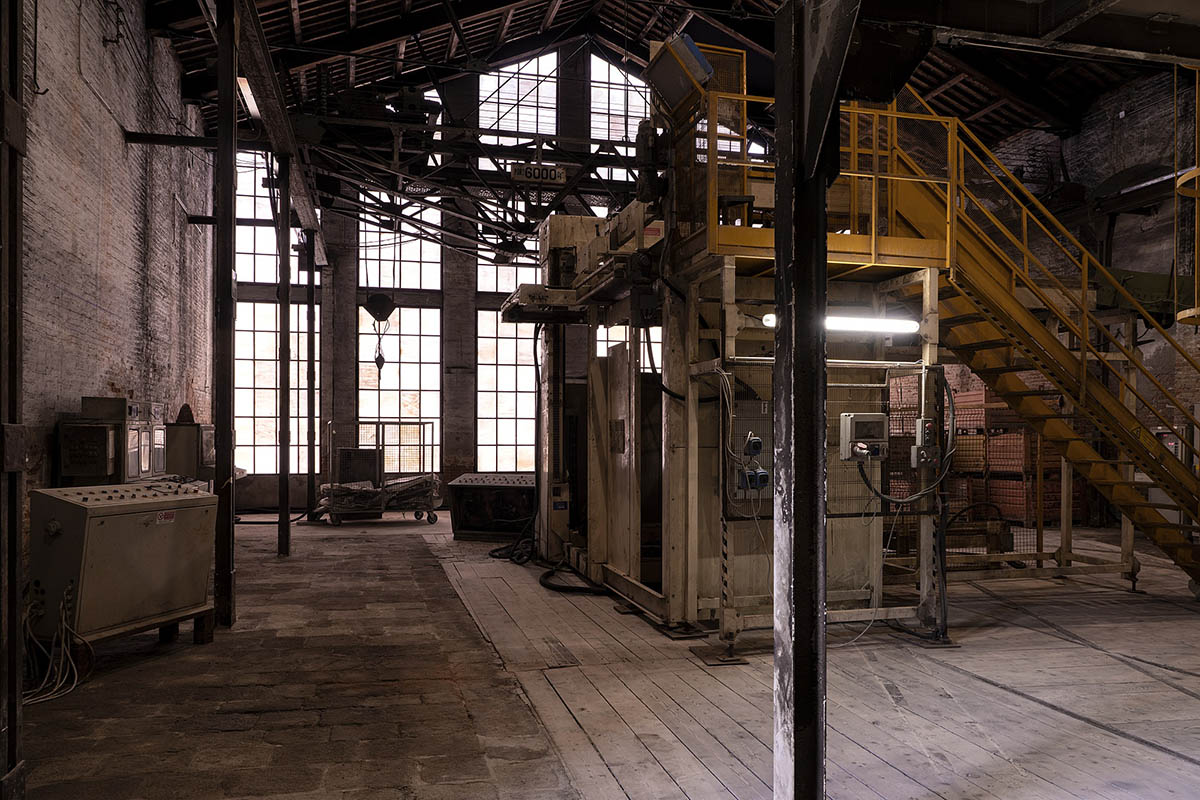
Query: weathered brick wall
21 0 212 488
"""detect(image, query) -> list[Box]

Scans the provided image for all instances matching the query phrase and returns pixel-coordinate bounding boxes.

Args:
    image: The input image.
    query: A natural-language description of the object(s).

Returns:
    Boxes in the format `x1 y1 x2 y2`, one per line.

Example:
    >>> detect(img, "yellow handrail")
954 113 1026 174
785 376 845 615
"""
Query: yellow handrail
955 120 1200 380
881 87 1200 467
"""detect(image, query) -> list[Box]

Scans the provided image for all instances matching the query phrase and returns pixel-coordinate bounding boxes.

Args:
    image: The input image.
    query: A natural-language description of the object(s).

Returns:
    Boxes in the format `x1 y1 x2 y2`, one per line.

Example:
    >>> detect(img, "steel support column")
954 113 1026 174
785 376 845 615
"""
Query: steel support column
305 231 318 522
213 0 239 626
774 2 859 798
276 154 292 556
0 0 24 792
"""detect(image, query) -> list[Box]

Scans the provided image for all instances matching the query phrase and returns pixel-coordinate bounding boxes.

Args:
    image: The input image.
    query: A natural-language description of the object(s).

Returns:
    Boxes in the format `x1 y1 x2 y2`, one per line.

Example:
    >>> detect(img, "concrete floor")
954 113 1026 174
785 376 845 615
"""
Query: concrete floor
24 517 577 800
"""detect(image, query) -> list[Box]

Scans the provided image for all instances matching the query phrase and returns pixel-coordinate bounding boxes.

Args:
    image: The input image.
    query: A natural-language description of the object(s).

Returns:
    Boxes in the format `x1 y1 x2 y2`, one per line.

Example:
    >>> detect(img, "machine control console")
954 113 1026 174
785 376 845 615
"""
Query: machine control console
839 413 889 462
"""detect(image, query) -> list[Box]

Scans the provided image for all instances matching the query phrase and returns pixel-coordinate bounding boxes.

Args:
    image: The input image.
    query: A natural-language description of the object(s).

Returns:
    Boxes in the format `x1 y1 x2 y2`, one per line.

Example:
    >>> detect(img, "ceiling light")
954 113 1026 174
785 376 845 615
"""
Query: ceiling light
826 316 919 334
236 77 260 120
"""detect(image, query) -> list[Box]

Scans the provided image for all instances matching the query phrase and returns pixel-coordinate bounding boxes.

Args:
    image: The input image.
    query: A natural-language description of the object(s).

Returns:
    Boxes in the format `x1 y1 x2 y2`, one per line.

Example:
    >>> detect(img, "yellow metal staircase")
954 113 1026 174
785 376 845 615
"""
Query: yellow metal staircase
885 99 1200 585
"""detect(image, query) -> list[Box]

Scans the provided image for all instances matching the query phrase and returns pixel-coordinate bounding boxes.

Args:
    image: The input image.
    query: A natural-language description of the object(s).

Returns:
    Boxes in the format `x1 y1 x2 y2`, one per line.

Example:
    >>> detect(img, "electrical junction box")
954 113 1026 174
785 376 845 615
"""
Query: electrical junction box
546 482 572 541
839 413 889 462
915 417 937 446
28 482 216 644
911 445 942 469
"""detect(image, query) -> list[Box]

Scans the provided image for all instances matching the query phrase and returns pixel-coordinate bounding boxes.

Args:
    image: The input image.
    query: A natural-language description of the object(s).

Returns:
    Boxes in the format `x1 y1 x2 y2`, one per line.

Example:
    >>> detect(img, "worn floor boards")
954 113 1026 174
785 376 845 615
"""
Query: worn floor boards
24 521 578 800
432 529 1200 799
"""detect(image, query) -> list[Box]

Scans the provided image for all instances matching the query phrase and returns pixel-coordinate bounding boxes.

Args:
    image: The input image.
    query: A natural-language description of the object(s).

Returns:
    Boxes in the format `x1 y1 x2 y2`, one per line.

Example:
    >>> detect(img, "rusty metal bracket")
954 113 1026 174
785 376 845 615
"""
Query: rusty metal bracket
0 424 28 473
0 92 25 156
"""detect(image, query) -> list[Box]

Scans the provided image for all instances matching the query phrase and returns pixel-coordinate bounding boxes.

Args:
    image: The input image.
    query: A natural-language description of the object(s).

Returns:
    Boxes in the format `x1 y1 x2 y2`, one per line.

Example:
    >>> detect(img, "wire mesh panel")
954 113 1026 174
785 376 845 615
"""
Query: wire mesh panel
888 372 1068 572
321 420 440 520
357 420 436 477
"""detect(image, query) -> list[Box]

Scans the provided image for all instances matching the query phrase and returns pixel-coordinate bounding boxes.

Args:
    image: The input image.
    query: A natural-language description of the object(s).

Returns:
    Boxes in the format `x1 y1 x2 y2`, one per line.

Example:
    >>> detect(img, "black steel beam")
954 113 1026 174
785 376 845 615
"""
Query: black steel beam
1043 0 1121 41
276 154 292 557
213 0 238 628
1 0 25 789
124 130 271 151
859 0 1200 65
188 214 289 227
774 1 859 797
304 232 318 523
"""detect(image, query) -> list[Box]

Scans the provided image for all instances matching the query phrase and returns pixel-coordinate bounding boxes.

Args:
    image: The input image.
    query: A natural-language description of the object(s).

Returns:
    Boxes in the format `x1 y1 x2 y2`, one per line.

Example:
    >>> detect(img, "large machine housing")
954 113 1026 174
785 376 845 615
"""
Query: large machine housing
28 482 217 644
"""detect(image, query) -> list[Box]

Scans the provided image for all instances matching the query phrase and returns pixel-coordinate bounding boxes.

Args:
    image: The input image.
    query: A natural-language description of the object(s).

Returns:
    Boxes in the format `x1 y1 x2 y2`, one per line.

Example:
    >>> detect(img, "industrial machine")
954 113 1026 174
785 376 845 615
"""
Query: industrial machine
58 396 167 486
447 473 537 541
495 40 950 647
27 481 217 660
497 36 1200 646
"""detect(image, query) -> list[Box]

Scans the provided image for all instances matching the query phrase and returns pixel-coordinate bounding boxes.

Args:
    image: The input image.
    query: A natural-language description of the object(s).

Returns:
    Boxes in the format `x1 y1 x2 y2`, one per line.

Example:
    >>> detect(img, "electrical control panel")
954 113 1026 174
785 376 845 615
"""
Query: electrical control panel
28 482 216 643
839 413 889 462
58 397 167 486
912 416 941 468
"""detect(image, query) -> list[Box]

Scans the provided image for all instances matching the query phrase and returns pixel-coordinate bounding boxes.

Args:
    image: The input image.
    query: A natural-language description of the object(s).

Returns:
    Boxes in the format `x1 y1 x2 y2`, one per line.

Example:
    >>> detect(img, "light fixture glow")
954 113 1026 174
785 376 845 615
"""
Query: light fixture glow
761 313 777 328
236 77 261 120
825 315 919 334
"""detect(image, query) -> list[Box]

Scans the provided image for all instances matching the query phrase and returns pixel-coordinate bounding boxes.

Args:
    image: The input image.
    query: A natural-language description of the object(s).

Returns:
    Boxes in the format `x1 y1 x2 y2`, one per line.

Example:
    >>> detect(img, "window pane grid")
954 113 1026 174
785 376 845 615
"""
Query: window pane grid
358 190 442 290
234 302 321 474
476 311 537 472
357 307 441 472
590 55 650 182
478 199 541 294
479 53 558 172
235 152 317 285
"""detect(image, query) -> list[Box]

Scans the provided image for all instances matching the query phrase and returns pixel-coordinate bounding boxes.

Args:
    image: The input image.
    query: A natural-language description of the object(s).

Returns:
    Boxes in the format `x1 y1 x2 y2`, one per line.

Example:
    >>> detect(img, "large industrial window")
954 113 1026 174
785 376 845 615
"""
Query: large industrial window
358 190 442 290
478 53 558 171
476 311 537 471
477 199 540 294
596 325 663 371
234 302 320 474
590 55 650 182
235 151 314 284
475 56 555 290
357 306 441 471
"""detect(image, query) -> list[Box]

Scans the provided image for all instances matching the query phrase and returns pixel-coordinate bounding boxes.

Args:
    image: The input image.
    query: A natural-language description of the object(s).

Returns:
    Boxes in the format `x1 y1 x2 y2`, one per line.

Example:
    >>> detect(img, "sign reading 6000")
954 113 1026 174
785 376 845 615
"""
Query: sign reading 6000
509 163 567 185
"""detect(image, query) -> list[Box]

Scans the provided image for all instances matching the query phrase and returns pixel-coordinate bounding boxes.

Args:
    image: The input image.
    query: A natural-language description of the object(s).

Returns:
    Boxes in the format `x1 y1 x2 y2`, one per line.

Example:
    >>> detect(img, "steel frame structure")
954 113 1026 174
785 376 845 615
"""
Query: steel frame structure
0 0 23 791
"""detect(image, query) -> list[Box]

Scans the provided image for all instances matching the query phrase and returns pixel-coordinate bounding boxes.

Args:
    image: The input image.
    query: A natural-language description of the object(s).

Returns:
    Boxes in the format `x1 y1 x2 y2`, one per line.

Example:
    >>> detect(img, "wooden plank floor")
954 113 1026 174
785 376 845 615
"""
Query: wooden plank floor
427 530 1200 799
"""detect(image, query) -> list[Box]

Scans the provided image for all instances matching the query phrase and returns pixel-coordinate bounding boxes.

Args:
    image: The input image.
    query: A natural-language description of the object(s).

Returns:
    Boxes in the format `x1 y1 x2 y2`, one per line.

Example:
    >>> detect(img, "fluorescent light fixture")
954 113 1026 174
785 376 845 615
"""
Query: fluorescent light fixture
826 315 919 334
761 313 777 328
236 77 261 120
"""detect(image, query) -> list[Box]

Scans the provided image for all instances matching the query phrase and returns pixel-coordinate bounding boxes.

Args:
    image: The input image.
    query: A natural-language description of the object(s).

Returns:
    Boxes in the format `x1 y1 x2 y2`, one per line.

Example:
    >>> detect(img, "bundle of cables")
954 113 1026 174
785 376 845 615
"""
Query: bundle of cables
23 593 93 705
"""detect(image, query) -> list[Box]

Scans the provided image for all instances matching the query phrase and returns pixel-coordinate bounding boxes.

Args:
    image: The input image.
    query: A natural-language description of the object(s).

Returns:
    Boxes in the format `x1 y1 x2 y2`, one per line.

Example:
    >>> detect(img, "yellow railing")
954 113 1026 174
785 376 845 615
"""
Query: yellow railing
943 106 1200 473
679 84 1200 478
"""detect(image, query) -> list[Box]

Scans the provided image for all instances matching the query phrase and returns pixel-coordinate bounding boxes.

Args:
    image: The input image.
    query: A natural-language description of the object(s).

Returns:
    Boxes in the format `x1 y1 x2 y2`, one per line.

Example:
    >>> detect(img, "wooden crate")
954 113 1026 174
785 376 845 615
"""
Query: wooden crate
953 434 987 472
986 430 1058 474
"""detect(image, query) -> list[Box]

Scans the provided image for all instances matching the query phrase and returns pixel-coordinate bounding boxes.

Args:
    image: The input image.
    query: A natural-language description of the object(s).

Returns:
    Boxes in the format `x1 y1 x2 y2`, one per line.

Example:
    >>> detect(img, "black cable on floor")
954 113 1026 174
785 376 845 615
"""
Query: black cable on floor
489 514 536 565
539 562 607 594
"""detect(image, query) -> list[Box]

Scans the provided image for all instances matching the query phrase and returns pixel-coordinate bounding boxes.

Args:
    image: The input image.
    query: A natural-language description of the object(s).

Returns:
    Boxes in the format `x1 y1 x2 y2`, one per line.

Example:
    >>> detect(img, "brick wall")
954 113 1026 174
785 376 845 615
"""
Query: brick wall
992 70 1200 426
21 0 212 488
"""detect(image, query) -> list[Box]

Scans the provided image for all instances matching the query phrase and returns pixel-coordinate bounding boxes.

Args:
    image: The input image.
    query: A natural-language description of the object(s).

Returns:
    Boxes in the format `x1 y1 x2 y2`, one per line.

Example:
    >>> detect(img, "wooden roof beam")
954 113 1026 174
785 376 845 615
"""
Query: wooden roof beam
289 0 303 42
540 0 563 33
236 0 328 264
922 71 967 100
1043 0 1122 41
